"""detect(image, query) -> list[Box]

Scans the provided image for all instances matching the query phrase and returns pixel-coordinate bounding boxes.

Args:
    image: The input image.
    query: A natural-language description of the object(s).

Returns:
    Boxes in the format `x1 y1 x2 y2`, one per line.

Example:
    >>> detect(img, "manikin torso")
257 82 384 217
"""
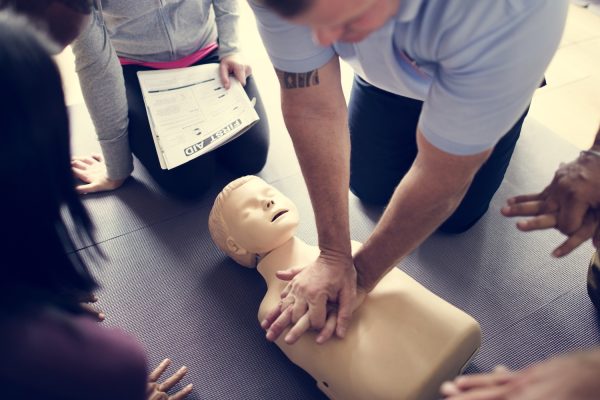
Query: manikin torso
257 237 481 400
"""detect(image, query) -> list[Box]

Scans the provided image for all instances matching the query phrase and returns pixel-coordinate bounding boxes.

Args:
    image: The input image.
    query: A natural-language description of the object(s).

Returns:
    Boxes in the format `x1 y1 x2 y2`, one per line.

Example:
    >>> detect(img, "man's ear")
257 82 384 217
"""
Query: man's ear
226 237 248 255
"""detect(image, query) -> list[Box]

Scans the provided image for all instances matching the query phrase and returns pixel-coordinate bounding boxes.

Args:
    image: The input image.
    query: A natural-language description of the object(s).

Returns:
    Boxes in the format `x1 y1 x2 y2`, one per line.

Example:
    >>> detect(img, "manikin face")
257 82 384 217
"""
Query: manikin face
290 0 401 46
223 178 300 255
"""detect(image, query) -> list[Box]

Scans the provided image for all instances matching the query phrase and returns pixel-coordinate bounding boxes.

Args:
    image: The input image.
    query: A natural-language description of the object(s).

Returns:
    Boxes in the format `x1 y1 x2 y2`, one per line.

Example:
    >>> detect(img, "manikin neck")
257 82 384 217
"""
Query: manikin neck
256 236 303 280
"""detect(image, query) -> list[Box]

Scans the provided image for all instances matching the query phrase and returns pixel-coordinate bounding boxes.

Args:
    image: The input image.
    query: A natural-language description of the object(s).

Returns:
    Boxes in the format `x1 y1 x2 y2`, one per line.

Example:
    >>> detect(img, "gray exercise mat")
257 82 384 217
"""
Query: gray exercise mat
72 110 600 399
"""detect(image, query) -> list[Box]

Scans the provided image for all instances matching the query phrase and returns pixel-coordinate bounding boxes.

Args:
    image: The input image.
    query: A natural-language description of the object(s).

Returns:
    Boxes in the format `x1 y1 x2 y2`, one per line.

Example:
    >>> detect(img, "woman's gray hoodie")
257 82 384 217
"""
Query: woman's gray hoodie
71 0 240 179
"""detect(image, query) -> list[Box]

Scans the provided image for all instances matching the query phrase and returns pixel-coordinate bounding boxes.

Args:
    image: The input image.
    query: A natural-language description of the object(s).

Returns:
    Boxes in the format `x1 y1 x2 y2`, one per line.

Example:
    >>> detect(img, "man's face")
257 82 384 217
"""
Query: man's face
223 178 300 254
290 0 401 46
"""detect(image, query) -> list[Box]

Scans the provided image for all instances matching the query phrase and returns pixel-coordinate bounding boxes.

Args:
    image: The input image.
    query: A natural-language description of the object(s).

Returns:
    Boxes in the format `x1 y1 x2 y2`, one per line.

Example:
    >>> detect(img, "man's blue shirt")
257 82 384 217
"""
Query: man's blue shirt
250 0 568 155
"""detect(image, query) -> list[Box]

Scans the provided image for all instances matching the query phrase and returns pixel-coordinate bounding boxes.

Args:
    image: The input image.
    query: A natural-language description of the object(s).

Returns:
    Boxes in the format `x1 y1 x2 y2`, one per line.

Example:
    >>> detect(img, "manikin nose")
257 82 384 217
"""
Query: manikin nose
263 199 275 210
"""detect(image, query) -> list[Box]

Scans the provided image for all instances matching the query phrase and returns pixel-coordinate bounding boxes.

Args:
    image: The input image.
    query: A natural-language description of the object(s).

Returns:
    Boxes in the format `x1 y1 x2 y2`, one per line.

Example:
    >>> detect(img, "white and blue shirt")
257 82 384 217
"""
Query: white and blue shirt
250 0 568 155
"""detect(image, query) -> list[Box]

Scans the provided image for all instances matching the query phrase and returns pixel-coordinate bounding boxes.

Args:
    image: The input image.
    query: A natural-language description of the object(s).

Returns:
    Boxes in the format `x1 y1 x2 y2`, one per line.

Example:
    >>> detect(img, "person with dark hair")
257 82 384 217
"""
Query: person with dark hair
68 0 270 199
0 13 191 400
248 0 569 345
0 0 92 47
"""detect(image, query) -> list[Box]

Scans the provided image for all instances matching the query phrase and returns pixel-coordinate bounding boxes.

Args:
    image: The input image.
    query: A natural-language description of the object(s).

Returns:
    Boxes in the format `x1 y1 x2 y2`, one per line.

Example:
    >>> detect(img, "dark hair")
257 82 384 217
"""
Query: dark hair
0 0 92 14
0 12 98 312
261 0 314 18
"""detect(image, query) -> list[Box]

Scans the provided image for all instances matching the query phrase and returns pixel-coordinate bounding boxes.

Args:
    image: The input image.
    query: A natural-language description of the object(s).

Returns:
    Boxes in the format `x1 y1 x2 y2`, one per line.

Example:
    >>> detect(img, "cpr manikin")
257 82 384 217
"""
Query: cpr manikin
208 176 481 400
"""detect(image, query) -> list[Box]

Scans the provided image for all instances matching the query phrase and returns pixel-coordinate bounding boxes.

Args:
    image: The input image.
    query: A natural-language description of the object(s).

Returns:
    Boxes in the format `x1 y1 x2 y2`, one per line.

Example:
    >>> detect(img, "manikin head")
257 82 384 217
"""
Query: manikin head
261 0 401 46
209 176 300 268
0 0 92 49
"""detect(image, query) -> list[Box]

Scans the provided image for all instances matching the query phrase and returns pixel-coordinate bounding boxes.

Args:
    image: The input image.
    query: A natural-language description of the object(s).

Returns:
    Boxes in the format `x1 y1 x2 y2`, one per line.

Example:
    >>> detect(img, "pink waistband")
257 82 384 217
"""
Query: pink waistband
119 42 219 69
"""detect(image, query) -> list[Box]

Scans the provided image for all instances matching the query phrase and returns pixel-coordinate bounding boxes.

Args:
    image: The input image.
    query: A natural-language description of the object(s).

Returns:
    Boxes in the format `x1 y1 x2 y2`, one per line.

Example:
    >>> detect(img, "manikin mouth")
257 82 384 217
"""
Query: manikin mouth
271 209 289 222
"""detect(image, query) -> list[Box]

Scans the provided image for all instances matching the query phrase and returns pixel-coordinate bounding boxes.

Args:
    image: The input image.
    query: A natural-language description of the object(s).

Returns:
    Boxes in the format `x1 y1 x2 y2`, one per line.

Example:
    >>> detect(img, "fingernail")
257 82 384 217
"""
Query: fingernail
98 313 105 320
553 249 562 257
261 320 268 328
180 366 188 372
316 336 324 344
440 381 456 393
266 332 274 341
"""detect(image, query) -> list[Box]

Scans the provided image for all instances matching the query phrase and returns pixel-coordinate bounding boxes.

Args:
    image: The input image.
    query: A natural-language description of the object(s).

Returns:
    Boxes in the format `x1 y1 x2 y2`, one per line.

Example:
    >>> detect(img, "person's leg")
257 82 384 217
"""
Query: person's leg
588 250 600 312
214 74 269 174
438 108 527 233
122 64 216 200
348 76 422 205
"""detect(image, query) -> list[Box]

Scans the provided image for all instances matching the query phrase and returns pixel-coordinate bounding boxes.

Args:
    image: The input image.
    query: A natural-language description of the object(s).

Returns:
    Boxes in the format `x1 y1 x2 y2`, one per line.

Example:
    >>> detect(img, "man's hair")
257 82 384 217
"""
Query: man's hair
0 11 98 312
0 0 93 14
208 176 262 268
259 0 314 18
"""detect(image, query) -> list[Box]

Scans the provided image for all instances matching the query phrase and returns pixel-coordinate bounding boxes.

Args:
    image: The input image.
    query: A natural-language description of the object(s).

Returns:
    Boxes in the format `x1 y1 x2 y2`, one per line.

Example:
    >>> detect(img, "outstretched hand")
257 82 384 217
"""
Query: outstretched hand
147 359 193 400
72 153 126 194
261 251 364 345
440 349 600 400
502 151 600 256
219 54 252 89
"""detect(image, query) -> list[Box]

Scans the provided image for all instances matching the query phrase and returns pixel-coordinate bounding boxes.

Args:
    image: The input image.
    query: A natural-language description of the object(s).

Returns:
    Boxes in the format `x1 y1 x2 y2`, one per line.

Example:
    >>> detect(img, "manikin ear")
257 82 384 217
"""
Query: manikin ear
226 237 248 256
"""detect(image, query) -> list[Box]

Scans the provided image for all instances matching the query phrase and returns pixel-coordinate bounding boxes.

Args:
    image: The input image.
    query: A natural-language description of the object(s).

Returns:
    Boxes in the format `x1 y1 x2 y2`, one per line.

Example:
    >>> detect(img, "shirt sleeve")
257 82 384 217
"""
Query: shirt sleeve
248 0 335 73
213 0 240 58
419 0 568 155
71 11 134 180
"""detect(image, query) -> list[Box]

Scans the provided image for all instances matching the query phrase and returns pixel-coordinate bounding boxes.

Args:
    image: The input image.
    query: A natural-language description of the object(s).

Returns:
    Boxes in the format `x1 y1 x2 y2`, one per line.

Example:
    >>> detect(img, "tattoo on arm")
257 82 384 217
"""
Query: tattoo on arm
276 69 320 89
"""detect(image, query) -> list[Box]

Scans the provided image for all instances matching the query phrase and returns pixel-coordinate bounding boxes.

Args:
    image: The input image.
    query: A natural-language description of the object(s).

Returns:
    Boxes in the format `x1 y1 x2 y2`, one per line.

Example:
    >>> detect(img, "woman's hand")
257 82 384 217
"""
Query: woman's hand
147 359 193 400
71 153 126 194
78 293 105 322
219 54 252 89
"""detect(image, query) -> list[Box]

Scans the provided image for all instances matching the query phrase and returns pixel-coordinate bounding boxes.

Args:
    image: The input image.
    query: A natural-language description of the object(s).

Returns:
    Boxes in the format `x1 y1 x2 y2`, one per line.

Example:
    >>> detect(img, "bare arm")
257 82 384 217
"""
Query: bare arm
355 129 492 291
262 56 358 343
277 56 351 259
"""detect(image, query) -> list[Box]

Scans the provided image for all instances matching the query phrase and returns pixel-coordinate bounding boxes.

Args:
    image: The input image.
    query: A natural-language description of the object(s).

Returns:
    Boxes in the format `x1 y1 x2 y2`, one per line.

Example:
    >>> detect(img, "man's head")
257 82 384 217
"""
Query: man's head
0 0 92 49
261 0 401 46
209 176 300 268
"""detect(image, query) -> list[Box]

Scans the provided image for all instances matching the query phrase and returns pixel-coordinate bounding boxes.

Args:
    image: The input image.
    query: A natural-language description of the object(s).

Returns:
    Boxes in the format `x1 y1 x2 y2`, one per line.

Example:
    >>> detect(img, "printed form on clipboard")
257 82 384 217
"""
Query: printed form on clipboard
137 64 259 170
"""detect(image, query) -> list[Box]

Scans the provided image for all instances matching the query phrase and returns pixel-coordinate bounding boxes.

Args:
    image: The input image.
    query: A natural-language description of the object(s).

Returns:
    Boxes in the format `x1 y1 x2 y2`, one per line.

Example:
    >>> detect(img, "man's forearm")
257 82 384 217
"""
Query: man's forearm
284 104 351 255
277 59 351 256
354 166 469 290
354 130 491 291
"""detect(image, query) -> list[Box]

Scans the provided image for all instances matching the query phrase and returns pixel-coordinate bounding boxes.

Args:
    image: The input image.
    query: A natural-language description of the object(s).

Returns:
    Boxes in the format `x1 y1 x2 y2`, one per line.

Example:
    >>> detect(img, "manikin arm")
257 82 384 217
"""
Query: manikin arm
354 130 491 291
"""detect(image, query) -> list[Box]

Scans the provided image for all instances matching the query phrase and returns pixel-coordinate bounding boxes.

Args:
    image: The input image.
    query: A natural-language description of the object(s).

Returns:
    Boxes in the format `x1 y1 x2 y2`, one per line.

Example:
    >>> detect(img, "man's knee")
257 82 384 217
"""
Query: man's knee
588 251 600 312
438 205 489 234
349 175 394 206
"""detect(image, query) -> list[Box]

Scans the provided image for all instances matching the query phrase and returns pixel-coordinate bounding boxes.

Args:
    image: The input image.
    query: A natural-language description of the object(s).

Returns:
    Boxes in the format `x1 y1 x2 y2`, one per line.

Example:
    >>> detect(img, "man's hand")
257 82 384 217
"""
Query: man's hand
261 251 362 344
71 153 126 194
219 54 252 89
440 349 600 400
502 151 600 256
147 359 193 400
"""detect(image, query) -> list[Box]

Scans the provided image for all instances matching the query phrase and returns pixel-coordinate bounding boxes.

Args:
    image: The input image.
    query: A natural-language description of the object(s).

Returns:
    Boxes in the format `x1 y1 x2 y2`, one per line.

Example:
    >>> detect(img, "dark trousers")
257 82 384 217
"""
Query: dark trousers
122 49 269 200
348 76 527 233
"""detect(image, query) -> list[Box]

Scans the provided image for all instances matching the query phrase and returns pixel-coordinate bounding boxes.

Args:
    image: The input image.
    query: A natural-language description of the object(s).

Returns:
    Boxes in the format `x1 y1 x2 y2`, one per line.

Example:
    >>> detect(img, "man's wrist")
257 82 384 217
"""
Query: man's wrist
353 251 377 292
